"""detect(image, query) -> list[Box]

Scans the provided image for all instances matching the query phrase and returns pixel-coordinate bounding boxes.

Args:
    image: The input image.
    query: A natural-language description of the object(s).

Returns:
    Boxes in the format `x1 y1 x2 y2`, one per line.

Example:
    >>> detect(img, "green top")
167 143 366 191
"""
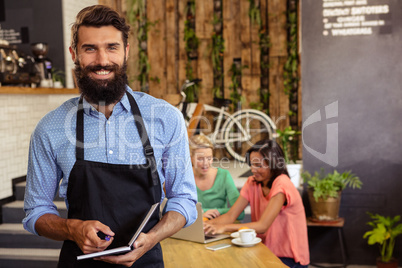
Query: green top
197 168 245 220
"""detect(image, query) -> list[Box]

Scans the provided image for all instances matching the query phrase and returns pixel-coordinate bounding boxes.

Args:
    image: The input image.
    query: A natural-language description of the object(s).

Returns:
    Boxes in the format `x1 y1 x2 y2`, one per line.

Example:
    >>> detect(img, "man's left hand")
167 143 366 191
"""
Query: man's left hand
94 232 155 267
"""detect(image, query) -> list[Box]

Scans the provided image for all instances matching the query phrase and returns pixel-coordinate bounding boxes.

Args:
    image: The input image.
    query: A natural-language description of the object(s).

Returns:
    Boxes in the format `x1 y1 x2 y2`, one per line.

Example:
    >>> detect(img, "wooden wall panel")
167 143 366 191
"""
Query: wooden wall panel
147 0 166 98
240 0 257 107
267 0 288 128
222 0 241 100
119 0 296 131
196 0 214 105
267 0 287 57
166 0 178 94
177 0 187 93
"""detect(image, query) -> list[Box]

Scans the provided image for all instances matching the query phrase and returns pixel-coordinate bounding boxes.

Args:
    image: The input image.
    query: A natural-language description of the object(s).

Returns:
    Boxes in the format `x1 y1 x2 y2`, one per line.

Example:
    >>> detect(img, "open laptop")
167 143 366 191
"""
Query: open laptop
77 202 159 260
171 202 230 243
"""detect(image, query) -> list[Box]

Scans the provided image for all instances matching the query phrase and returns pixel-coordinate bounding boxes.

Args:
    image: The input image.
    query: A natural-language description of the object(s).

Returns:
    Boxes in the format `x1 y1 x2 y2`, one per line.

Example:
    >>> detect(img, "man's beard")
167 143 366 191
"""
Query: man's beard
74 60 128 105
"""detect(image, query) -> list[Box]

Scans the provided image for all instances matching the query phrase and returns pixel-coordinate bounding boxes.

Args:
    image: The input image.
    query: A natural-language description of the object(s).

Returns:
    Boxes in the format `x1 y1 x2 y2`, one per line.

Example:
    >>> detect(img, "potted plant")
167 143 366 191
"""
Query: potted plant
51 68 65 88
363 213 402 268
276 126 302 188
301 169 362 221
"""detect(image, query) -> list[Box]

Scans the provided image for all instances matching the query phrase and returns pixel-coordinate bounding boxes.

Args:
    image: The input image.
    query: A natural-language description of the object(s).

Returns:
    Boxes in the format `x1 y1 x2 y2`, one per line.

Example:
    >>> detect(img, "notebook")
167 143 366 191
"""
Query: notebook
170 202 230 243
77 202 159 260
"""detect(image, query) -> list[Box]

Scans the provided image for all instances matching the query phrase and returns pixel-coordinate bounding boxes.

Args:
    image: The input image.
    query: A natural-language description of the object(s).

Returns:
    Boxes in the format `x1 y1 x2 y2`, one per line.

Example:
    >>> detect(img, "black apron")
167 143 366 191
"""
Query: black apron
58 92 163 268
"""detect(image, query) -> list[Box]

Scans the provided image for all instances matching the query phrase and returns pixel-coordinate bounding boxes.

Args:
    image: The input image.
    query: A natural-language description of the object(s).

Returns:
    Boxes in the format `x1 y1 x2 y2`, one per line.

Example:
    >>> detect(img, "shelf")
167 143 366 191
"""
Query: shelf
0 86 80 95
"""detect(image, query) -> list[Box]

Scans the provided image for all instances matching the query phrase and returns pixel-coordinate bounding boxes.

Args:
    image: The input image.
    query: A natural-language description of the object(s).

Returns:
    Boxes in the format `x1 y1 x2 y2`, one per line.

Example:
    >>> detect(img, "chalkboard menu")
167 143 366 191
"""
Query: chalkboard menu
301 0 402 265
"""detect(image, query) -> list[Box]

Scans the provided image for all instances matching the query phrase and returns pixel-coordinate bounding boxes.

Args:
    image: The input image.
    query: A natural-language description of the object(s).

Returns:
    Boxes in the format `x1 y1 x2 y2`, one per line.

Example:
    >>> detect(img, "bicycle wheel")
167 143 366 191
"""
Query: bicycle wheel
223 110 276 162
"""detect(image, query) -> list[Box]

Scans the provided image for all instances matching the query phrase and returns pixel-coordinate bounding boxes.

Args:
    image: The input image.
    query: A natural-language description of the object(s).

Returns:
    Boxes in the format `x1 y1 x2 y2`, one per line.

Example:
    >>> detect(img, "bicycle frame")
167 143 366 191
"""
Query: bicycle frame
183 103 250 146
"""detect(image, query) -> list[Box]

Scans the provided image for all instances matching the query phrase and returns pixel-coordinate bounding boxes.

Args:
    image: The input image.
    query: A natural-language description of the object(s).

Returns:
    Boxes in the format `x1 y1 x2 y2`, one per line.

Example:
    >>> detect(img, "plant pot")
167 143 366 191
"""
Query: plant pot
307 189 341 221
376 257 398 268
287 163 302 188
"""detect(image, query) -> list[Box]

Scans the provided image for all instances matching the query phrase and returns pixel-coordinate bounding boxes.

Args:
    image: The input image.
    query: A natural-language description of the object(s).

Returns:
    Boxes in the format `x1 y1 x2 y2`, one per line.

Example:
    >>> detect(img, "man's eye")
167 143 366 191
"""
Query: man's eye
108 46 118 50
85 47 95 52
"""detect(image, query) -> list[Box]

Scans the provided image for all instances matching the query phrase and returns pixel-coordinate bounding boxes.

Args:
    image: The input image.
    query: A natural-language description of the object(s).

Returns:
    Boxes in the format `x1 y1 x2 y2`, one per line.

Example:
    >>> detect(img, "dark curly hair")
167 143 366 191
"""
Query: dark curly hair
245 139 290 189
70 5 130 53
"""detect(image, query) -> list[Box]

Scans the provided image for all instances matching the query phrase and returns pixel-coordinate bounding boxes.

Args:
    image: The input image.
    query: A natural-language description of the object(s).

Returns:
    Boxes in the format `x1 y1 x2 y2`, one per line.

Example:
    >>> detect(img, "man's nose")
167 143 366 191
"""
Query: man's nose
95 49 109 66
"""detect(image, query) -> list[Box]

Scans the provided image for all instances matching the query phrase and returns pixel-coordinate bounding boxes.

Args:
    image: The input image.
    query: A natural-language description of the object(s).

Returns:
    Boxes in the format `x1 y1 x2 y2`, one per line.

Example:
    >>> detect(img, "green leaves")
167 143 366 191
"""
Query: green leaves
276 126 301 163
363 212 402 262
302 168 362 201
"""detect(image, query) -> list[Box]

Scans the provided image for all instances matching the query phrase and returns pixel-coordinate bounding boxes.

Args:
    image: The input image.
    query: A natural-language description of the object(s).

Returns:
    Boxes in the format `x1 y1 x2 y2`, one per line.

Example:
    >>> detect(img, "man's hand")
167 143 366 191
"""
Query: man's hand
67 219 115 254
94 232 154 267
35 214 115 254
96 210 186 266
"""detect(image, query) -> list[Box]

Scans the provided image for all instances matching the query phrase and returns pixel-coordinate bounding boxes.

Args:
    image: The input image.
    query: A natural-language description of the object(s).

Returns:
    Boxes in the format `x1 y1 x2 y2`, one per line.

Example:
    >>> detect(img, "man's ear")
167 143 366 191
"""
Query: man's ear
69 47 76 62
125 43 130 61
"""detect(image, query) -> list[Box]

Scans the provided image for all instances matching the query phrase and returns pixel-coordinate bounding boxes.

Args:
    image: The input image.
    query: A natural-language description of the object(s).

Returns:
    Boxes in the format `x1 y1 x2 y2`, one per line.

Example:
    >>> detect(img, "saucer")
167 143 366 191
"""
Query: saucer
231 237 262 247
230 232 239 238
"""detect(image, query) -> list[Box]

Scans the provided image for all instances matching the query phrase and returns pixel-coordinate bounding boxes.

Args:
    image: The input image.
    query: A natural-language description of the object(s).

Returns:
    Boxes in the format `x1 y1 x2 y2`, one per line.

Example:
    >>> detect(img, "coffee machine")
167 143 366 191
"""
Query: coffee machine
31 42 53 87
0 40 40 86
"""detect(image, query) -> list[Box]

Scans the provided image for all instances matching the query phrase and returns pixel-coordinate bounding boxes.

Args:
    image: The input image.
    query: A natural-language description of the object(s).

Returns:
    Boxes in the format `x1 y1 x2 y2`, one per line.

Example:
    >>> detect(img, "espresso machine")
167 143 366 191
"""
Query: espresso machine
0 40 40 86
31 42 53 87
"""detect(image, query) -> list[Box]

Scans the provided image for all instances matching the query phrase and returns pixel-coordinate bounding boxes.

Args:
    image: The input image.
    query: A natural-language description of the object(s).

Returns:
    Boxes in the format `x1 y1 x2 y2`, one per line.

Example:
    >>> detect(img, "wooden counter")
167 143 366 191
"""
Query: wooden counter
161 237 287 268
0 86 79 94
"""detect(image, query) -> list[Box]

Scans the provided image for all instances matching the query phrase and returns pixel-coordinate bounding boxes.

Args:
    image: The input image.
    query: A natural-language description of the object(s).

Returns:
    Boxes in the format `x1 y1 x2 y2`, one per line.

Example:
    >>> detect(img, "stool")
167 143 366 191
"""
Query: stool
307 217 348 268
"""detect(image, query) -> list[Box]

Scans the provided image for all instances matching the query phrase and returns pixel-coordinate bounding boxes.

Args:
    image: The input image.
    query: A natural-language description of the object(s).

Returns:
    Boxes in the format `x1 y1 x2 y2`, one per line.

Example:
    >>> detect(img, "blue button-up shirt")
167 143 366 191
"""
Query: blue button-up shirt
23 87 197 235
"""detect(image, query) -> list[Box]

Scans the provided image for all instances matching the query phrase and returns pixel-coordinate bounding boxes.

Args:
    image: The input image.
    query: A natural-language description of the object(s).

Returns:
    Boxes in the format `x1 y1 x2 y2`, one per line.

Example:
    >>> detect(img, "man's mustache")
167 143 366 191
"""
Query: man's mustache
84 64 119 72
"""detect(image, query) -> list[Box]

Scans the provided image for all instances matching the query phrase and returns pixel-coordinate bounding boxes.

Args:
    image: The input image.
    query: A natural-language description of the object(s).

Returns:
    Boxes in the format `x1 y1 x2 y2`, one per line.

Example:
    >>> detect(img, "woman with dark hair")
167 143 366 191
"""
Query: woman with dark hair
204 139 309 268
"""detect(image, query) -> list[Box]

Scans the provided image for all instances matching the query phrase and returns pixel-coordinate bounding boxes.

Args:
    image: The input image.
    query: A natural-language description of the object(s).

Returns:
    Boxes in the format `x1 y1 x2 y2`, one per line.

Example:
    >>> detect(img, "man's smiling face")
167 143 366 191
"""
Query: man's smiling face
70 25 130 105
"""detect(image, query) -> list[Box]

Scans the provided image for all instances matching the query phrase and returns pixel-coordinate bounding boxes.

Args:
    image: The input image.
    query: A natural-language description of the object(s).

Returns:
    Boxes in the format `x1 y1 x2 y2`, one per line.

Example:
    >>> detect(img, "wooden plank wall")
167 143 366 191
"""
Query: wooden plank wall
99 0 294 130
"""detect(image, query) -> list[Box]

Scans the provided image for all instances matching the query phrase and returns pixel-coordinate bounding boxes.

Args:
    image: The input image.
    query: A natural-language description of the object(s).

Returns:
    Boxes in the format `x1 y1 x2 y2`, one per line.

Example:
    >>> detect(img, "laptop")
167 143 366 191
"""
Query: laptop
77 202 159 260
171 202 230 243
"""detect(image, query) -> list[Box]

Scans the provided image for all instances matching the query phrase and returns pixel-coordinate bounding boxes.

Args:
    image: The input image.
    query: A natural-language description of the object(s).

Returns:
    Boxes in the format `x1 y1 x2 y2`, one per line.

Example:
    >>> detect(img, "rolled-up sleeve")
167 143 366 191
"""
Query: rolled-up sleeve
160 106 197 227
23 120 62 235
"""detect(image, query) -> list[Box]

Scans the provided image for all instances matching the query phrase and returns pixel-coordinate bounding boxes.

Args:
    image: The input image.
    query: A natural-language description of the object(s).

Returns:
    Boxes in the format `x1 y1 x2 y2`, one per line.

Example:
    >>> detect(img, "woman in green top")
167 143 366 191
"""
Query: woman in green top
190 135 244 221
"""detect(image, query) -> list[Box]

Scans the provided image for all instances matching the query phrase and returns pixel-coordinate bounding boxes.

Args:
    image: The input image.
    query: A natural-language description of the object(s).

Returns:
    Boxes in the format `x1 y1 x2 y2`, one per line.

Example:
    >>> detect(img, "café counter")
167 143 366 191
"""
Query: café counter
161 237 287 268
0 86 79 94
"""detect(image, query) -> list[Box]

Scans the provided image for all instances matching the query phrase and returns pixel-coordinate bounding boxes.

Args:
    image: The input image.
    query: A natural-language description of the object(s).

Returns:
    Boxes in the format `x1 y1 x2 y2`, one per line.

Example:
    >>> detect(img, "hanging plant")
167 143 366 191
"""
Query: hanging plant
283 0 299 130
211 11 225 99
127 0 159 92
283 1 299 96
248 0 261 26
229 60 247 111
248 0 272 115
184 0 200 102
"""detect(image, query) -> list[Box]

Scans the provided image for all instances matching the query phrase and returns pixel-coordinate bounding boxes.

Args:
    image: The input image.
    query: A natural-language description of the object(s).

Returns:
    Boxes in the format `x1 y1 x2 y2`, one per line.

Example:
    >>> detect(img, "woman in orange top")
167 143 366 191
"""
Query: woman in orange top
204 140 309 267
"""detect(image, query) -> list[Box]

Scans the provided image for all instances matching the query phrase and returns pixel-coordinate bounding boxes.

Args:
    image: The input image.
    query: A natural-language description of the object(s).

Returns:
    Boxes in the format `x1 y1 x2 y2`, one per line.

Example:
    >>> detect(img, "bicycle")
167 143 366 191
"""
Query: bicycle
176 79 277 162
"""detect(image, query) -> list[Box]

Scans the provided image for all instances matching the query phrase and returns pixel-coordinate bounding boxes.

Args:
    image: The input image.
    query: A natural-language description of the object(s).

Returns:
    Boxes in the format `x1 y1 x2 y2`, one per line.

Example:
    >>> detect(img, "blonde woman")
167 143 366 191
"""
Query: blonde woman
190 135 244 220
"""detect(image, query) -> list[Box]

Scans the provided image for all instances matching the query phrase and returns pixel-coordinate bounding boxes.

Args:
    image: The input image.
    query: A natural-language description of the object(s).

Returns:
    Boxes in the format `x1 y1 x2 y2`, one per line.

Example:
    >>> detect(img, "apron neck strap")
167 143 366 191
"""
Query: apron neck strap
76 96 84 160
126 92 162 192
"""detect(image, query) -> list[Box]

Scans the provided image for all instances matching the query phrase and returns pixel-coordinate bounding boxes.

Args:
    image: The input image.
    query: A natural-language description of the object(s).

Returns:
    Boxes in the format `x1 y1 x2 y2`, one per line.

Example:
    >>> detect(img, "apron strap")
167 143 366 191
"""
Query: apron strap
126 92 162 203
76 96 84 161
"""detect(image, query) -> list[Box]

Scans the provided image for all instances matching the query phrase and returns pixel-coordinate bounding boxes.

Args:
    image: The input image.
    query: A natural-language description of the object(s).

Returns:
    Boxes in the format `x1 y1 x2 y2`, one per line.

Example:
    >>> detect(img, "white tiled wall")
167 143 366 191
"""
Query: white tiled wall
0 0 98 200
62 0 99 88
0 94 78 199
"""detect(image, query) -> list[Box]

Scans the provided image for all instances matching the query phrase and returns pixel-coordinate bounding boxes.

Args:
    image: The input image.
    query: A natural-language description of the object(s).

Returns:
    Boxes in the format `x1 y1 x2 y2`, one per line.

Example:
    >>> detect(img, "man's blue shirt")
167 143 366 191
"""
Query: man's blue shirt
23 86 197 235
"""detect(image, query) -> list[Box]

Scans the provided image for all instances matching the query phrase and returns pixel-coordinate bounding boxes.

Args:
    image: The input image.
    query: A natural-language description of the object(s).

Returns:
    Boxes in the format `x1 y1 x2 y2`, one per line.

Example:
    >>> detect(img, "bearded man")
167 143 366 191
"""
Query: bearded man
23 5 197 268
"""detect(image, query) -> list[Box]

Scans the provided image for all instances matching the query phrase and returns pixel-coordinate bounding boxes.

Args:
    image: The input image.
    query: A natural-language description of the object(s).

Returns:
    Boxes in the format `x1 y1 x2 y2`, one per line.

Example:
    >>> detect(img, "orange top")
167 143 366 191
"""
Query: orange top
240 174 310 265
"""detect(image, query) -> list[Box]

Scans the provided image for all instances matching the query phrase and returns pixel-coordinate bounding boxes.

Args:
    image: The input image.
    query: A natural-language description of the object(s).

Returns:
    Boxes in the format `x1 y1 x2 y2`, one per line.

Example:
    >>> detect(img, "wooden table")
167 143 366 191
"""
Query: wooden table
161 237 287 268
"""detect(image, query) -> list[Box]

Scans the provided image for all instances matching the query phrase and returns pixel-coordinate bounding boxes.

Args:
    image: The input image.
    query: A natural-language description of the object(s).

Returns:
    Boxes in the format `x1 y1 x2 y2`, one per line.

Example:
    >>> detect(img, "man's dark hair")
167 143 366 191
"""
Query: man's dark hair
245 139 290 189
70 5 130 53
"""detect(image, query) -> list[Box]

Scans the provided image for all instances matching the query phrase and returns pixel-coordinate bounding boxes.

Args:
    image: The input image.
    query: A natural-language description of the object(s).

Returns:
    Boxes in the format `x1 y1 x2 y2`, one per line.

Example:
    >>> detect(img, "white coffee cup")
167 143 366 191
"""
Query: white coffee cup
239 229 256 243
